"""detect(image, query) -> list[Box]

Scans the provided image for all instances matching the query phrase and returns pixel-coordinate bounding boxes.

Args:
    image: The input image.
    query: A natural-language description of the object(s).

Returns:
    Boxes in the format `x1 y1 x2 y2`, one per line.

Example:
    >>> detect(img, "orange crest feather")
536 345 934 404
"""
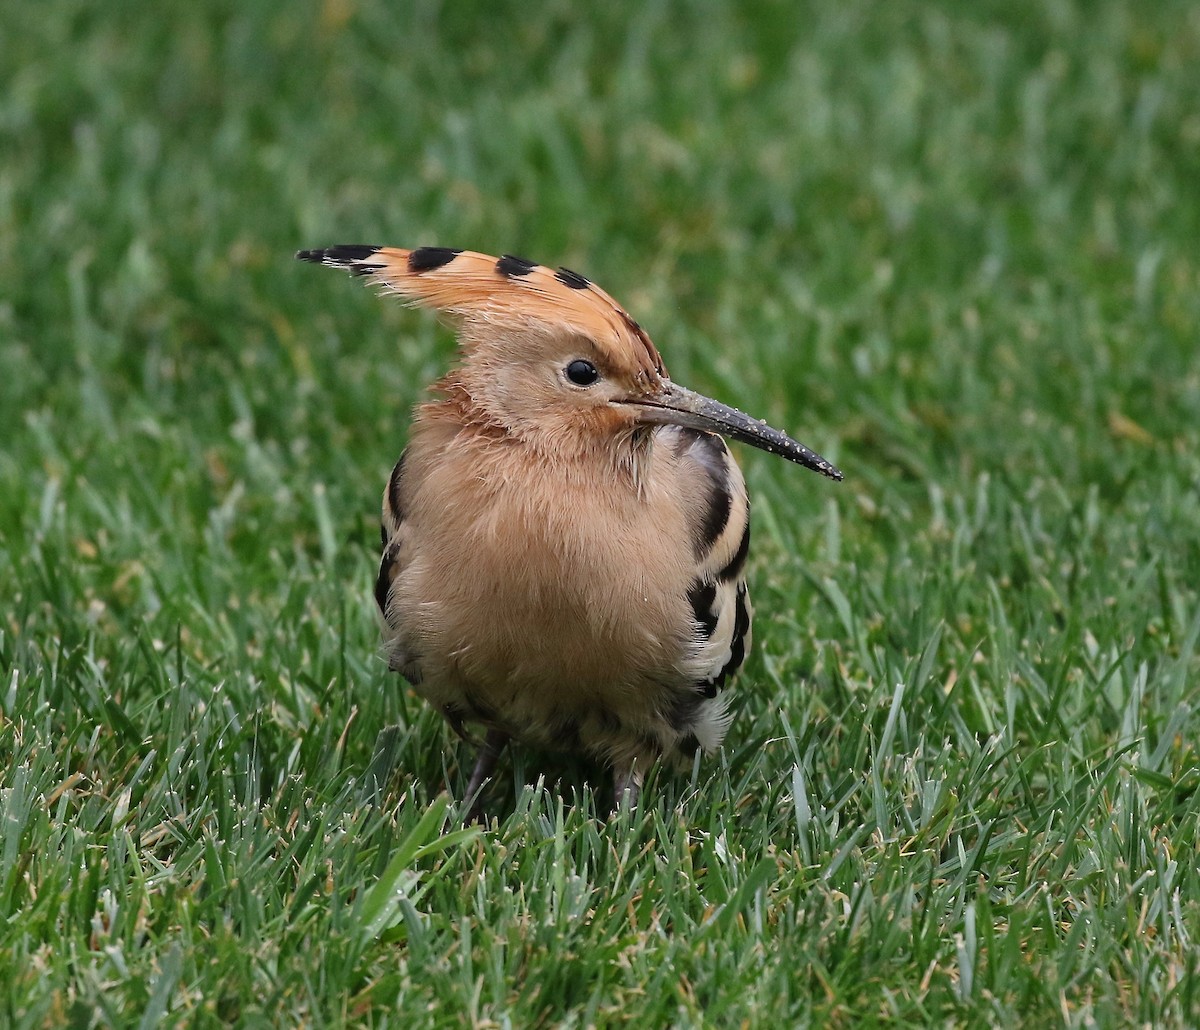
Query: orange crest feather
297 245 666 381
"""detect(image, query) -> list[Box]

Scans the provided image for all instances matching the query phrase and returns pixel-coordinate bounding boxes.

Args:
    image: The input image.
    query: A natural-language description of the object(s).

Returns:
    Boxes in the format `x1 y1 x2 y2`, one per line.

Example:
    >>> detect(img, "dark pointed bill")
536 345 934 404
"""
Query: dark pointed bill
622 382 843 481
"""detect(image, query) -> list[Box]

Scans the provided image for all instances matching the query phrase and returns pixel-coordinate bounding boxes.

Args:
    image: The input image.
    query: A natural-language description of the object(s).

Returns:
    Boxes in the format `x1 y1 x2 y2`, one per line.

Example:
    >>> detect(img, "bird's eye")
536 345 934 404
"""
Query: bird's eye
565 359 600 386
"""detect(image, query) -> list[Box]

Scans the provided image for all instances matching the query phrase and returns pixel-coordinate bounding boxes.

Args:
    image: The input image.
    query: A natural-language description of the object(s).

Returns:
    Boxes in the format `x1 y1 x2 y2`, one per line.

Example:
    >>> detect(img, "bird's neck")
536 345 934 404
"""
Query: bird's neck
415 390 657 496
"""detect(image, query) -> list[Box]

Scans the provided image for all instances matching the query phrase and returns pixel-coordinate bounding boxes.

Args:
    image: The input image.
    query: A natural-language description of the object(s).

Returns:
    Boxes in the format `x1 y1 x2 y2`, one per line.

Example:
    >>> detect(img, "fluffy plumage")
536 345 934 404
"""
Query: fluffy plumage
297 244 841 812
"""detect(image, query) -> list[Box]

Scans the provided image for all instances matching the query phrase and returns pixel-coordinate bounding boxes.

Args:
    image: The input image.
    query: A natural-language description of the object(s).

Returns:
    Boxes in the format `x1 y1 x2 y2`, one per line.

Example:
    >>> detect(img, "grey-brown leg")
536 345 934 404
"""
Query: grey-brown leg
612 764 643 810
360 725 404 805
463 728 509 822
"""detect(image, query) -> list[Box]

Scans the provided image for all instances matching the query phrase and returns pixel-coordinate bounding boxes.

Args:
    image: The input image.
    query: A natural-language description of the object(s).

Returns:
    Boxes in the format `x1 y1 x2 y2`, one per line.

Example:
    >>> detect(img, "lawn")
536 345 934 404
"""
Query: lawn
2 0 1199 1025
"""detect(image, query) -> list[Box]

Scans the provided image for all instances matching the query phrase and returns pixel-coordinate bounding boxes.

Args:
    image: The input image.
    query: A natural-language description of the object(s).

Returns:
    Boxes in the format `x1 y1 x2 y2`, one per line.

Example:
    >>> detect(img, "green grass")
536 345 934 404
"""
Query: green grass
3 0 1200 1025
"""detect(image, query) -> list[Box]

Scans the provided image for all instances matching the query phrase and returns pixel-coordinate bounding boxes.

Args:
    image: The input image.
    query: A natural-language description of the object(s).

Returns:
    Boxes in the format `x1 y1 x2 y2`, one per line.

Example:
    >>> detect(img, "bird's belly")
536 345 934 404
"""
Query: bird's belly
390 496 697 754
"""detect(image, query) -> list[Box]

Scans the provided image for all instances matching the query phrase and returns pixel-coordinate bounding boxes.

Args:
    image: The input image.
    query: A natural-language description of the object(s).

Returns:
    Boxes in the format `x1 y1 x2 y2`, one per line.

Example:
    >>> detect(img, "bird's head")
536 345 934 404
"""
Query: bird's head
296 245 842 480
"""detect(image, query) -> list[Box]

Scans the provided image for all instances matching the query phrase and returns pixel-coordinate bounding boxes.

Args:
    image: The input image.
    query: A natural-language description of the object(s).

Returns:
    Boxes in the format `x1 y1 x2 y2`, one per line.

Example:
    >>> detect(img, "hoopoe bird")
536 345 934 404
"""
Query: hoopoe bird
297 245 842 811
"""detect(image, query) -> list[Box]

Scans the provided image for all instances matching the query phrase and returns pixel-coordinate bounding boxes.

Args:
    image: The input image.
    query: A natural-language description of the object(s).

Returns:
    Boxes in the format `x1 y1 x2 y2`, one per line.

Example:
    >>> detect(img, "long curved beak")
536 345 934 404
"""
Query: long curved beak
619 382 843 481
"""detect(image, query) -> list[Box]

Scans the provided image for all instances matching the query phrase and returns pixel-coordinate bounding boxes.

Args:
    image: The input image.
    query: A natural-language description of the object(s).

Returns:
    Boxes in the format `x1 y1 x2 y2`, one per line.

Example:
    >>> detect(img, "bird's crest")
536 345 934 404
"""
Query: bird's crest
296 245 666 381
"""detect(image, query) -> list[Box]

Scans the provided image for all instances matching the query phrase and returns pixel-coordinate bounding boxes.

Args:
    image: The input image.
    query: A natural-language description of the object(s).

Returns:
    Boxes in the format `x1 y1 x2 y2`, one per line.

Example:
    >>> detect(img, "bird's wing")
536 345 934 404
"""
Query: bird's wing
665 428 754 752
376 448 422 684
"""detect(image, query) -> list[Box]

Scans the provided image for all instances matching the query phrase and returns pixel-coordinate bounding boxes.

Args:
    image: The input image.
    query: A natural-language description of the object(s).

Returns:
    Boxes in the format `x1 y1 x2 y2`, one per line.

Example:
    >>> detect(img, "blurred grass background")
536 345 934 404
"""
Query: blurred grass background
2 0 1199 1025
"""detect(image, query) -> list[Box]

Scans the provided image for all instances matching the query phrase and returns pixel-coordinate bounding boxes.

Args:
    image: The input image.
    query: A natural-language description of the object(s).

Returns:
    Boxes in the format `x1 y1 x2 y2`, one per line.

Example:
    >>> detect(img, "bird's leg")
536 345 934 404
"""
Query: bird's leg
463 727 509 822
612 764 644 810
359 724 405 805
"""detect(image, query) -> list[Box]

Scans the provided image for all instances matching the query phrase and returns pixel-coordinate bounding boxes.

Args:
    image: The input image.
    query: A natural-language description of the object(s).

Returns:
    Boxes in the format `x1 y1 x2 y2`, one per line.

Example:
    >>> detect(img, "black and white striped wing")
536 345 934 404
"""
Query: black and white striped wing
376 449 422 685
668 429 754 753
